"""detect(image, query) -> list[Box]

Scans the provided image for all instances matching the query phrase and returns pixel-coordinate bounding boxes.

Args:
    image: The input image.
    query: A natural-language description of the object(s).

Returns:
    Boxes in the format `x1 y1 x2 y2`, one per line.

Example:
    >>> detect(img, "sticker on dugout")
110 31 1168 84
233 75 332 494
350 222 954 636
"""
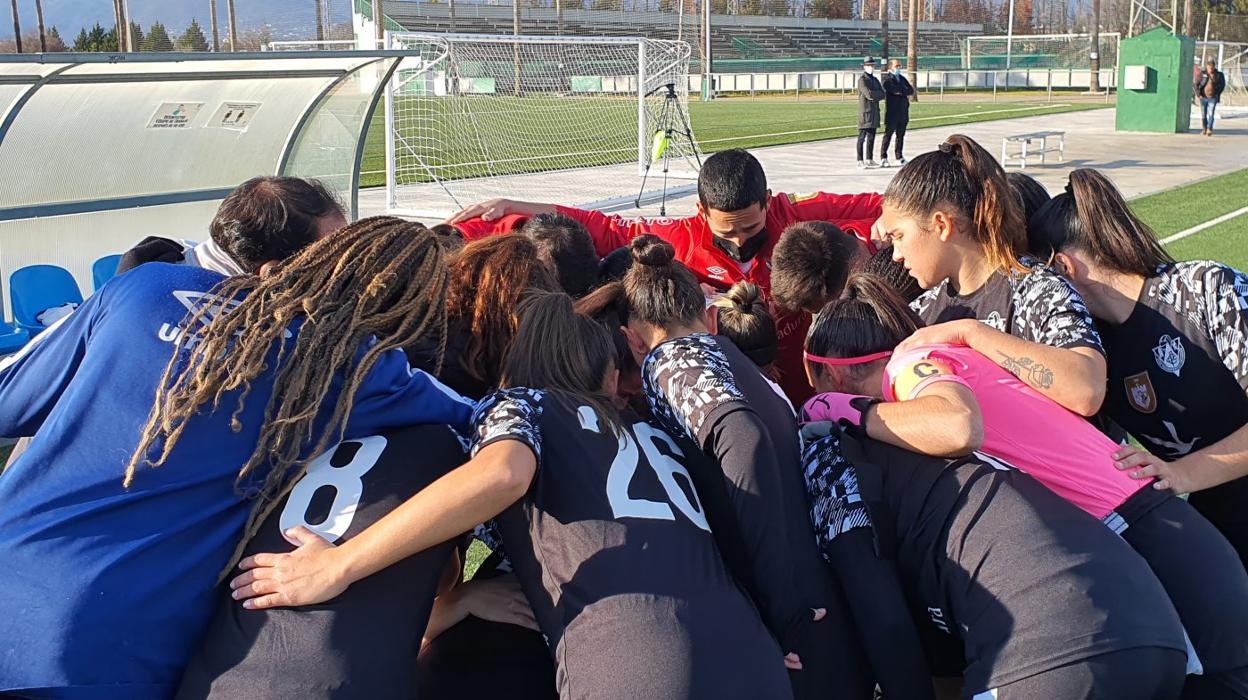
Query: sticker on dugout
208 101 261 131
146 102 204 129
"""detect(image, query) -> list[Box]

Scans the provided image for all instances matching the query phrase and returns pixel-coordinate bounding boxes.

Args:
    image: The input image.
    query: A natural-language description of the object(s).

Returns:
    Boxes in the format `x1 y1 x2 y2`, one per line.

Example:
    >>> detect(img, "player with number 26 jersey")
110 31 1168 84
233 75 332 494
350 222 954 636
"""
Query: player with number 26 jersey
472 388 793 700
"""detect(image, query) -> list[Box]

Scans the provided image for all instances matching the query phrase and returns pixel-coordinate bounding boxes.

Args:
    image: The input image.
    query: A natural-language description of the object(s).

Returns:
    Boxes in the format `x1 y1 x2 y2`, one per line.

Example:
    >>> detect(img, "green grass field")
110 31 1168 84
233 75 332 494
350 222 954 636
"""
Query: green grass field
1130 168 1248 270
359 95 1111 188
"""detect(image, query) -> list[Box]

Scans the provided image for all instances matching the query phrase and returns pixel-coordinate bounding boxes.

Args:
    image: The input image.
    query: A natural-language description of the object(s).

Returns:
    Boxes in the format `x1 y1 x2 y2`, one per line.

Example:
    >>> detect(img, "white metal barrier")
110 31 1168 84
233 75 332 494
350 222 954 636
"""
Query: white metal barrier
696 68 1118 99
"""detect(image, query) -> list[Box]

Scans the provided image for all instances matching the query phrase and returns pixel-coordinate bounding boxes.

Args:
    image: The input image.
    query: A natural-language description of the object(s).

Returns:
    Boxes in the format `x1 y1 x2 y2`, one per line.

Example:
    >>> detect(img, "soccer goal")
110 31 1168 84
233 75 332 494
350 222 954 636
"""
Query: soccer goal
379 32 700 219
964 33 1122 71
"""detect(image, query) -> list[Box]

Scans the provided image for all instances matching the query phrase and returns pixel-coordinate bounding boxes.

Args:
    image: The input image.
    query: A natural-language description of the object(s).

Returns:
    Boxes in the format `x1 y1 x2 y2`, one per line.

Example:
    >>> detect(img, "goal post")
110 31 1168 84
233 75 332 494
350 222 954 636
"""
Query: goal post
964 32 1122 71
381 32 700 219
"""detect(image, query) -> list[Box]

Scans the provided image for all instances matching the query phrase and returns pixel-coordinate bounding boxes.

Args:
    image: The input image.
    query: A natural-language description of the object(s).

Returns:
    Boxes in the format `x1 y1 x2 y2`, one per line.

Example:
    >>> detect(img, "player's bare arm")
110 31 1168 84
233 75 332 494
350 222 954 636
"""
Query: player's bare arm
231 440 537 610
898 318 1107 416
446 198 558 224
866 379 984 458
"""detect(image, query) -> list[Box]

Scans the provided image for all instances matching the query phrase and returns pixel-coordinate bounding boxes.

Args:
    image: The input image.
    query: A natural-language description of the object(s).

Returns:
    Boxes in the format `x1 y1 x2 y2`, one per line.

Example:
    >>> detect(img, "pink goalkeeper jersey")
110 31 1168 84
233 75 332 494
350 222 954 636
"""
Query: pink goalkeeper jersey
883 344 1147 520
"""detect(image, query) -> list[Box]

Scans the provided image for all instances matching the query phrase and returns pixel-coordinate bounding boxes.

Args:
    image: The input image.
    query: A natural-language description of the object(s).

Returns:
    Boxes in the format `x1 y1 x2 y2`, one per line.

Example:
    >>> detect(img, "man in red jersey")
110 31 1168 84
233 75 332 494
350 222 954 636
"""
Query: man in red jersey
447 148 882 403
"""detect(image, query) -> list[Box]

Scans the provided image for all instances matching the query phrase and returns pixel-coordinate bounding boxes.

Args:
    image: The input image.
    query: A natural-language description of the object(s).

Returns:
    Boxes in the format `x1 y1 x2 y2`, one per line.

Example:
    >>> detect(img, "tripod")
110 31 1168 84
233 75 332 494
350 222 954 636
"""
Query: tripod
635 82 702 216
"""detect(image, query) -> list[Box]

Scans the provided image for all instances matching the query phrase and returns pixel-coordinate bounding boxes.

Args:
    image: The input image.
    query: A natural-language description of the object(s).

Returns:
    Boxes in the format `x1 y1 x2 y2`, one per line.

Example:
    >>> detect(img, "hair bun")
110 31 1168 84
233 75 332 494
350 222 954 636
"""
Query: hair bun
629 234 676 268
724 280 763 310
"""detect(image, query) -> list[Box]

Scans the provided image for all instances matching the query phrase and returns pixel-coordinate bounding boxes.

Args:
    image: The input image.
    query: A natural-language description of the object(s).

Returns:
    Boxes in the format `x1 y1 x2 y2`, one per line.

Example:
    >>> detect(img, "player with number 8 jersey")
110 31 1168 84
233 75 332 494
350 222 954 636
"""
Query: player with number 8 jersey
178 425 467 699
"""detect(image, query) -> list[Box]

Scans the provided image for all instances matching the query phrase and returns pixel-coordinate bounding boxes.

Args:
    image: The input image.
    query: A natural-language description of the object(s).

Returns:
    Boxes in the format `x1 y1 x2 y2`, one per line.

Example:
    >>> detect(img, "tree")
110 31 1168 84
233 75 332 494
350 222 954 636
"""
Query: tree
45 25 65 50
765 0 789 15
1012 0 1034 32
35 0 46 52
10 0 21 53
1090 0 1101 91
907 0 918 101
143 21 174 51
809 0 837 16
129 21 144 49
177 18 209 51
72 22 119 52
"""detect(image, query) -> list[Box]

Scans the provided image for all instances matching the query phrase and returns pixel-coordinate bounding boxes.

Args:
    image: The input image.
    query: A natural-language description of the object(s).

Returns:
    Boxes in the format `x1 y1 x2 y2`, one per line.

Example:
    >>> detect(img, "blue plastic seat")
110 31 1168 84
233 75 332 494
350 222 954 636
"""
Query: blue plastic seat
9 265 84 335
0 282 30 355
0 323 29 355
92 254 123 291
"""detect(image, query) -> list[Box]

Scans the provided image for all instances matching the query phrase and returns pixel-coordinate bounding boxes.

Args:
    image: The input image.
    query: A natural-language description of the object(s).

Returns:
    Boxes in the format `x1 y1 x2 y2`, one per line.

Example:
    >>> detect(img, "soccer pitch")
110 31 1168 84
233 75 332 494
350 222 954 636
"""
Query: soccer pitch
358 95 1111 189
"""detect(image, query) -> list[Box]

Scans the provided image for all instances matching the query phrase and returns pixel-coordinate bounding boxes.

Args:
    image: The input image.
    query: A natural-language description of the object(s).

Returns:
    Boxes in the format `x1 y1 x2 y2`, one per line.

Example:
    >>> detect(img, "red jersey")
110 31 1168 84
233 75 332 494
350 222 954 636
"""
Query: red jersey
453 191 883 403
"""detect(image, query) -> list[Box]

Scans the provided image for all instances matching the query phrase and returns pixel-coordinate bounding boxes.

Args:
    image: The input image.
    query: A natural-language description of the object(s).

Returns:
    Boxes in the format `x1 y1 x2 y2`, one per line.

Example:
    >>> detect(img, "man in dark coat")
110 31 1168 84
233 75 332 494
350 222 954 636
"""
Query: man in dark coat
880 58 914 167
1195 58 1227 136
856 56 885 169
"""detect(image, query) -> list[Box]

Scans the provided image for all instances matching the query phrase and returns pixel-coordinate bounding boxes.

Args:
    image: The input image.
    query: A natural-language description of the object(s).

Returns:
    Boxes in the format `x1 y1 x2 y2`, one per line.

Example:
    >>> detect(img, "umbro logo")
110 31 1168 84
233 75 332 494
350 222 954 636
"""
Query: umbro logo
158 290 290 347
706 266 728 279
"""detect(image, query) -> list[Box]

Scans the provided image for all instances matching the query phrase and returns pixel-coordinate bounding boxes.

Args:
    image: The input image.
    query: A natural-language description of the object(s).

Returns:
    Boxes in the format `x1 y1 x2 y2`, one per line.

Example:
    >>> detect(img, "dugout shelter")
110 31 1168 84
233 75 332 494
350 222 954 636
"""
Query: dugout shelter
0 51 405 315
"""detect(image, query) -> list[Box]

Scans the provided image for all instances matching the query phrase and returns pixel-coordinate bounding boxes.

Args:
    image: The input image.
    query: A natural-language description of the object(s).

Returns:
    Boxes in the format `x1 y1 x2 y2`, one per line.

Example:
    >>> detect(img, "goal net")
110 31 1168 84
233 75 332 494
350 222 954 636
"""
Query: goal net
964 33 1121 71
382 33 699 218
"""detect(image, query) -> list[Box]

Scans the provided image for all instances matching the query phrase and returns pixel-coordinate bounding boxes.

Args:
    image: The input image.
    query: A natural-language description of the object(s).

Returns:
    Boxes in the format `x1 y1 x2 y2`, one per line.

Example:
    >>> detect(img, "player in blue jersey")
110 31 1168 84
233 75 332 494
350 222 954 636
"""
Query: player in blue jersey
0 217 472 699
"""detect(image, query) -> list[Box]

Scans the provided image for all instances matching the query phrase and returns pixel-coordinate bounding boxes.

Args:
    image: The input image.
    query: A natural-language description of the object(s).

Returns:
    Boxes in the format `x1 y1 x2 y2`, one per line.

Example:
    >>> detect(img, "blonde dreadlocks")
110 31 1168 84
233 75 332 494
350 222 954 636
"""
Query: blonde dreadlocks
124 216 450 571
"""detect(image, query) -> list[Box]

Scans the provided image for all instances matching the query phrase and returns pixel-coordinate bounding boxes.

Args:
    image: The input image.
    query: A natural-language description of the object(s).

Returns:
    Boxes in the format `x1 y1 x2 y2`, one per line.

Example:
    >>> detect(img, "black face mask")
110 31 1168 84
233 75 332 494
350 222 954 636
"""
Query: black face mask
712 230 768 263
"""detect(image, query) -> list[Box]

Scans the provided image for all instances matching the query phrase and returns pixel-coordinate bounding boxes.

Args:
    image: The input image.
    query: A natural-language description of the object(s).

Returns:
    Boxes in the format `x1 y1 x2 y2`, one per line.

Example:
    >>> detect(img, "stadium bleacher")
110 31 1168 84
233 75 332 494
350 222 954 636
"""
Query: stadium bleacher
379 0 981 64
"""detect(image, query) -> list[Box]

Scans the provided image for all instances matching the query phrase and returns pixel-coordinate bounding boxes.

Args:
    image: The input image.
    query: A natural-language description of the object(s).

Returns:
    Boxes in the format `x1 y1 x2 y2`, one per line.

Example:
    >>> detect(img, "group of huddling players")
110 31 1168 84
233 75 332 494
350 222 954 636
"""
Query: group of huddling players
1 132 1246 700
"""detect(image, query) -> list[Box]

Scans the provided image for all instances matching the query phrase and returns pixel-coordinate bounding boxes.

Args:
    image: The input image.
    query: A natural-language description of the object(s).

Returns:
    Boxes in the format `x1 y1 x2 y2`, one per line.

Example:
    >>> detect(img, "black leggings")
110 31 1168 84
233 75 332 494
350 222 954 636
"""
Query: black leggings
881 121 907 160
1121 496 1248 698
856 129 876 161
986 647 1187 700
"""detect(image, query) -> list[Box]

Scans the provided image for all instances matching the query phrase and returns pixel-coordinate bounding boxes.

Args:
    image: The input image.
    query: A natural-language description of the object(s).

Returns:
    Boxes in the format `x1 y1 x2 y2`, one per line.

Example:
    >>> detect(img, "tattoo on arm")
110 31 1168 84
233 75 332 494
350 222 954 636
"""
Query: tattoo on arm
996 352 1056 389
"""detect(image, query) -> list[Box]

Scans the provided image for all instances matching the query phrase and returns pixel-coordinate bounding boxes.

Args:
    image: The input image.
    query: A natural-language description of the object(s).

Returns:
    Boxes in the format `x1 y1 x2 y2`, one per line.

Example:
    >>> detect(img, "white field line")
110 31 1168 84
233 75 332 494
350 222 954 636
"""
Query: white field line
1160 204 1248 245
697 103 1076 145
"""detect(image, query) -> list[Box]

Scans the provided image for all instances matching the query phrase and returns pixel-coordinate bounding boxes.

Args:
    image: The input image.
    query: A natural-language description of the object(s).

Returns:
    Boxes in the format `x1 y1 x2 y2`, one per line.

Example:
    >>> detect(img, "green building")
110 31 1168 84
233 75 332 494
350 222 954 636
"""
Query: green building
1116 27 1196 133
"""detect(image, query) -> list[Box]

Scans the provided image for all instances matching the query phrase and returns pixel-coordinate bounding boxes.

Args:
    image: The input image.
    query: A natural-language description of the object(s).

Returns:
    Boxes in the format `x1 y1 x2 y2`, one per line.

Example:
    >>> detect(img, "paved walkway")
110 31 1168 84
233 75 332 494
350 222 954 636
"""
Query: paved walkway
361 105 1248 220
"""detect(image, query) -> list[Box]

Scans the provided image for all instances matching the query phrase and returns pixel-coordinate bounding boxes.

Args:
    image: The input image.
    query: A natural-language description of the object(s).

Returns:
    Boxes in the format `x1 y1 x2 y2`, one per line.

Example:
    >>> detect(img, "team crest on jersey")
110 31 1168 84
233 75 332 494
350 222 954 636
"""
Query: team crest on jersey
984 311 1006 331
1124 372 1157 414
1152 335 1185 377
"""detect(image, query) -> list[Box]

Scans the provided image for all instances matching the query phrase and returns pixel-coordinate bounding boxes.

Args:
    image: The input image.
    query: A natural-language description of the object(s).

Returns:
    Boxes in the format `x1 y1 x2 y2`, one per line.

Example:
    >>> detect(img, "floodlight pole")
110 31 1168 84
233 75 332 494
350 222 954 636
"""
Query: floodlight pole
702 0 713 101
122 0 133 51
1202 12 1210 62
1005 0 1015 71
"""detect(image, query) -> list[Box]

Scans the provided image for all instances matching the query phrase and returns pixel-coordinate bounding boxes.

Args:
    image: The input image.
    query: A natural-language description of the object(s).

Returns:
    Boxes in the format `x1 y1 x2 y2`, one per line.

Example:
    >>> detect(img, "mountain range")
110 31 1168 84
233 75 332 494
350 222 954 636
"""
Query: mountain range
3 0 356 41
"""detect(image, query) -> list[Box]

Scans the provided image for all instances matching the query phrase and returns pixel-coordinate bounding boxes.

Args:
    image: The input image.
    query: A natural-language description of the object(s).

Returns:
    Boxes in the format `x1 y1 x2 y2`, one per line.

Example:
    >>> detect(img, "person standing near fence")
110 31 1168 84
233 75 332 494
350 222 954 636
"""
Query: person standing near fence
880 59 913 167
857 57 885 170
1195 58 1226 136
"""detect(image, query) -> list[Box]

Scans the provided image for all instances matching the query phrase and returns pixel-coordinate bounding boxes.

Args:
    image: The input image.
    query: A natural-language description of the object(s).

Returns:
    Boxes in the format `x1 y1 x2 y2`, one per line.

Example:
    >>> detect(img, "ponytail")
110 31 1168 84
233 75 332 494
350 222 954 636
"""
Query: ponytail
622 234 704 328
884 134 1027 275
805 274 923 378
1028 168 1175 276
503 290 620 429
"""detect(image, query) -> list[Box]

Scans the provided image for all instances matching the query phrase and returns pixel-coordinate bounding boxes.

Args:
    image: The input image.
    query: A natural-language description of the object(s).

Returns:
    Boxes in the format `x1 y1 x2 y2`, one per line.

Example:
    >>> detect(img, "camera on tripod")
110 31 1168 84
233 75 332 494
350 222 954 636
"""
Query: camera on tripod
635 82 702 217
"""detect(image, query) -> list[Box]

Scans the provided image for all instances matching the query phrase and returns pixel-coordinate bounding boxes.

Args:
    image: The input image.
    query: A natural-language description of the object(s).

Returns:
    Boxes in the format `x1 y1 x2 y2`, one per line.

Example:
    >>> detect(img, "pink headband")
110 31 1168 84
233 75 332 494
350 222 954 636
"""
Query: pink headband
803 350 893 366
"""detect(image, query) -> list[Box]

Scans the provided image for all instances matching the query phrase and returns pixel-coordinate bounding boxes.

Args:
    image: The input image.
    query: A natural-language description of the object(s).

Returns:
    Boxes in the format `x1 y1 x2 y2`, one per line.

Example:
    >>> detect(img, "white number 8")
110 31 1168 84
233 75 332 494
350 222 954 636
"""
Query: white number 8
279 435 388 544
